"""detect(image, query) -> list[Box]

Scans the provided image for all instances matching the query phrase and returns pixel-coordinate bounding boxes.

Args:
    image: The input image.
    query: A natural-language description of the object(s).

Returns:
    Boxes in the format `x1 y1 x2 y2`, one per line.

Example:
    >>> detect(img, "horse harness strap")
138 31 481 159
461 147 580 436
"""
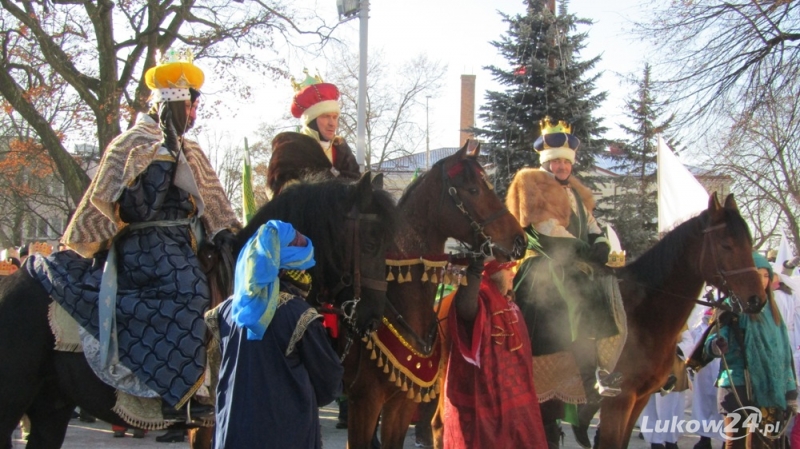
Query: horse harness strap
383 299 438 355
700 223 758 279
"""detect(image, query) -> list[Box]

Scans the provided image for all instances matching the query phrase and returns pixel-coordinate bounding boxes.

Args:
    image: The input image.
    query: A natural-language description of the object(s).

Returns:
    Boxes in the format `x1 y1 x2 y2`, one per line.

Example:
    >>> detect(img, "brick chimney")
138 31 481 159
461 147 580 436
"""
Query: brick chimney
460 74 476 146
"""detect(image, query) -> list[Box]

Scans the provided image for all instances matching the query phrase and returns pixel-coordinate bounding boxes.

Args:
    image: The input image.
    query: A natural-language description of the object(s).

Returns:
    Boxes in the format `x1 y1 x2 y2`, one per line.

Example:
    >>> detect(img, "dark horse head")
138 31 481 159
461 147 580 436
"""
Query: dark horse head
232 172 397 335
399 140 526 261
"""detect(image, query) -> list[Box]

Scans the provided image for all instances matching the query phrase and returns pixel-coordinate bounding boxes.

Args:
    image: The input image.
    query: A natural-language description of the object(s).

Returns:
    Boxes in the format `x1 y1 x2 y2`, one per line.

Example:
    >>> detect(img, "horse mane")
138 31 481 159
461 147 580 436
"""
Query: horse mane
235 174 397 303
623 208 752 289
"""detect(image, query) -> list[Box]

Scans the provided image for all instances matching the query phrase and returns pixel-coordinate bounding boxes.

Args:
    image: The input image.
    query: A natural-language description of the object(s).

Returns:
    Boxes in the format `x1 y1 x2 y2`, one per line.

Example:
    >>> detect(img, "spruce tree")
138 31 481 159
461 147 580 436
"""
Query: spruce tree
477 0 607 197
597 63 675 258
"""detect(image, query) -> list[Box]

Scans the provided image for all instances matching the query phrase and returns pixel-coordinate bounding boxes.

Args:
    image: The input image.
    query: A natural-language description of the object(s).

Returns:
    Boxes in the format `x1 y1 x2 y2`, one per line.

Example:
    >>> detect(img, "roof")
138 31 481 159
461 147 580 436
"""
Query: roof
371 147 460 172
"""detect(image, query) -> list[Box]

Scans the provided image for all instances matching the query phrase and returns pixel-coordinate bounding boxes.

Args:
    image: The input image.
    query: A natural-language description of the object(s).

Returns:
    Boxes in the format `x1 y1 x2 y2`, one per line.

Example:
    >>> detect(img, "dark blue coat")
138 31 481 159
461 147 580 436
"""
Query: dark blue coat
214 290 343 449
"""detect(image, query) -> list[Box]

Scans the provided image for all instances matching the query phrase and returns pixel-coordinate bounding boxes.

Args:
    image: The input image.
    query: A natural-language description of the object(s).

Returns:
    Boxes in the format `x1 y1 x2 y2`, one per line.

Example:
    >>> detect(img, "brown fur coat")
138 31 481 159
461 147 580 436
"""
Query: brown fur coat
505 168 595 229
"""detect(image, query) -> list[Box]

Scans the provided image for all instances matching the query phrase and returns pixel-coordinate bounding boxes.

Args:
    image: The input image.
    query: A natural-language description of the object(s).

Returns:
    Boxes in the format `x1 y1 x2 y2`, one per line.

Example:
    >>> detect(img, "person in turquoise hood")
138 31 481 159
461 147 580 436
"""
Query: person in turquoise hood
704 251 797 449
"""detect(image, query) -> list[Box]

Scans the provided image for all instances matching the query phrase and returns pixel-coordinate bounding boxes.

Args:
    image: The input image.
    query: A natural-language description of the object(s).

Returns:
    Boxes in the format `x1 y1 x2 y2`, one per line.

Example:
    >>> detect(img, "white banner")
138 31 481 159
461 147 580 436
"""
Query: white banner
657 136 709 233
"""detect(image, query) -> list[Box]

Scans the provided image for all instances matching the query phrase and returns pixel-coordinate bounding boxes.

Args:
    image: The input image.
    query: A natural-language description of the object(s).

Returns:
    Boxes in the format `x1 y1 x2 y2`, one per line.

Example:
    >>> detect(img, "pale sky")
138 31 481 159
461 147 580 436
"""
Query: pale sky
203 0 652 153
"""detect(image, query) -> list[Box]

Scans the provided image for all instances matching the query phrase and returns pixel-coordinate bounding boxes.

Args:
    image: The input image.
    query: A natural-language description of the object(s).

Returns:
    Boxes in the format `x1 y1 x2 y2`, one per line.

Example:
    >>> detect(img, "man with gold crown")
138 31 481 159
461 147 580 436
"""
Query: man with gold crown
266 69 360 196
506 117 623 448
24 49 240 425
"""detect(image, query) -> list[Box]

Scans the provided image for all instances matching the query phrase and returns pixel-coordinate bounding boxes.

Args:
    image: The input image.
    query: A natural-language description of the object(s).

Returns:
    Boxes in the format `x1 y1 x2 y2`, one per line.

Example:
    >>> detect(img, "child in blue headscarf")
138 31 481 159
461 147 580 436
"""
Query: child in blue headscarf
210 220 343 449
704 251 797 449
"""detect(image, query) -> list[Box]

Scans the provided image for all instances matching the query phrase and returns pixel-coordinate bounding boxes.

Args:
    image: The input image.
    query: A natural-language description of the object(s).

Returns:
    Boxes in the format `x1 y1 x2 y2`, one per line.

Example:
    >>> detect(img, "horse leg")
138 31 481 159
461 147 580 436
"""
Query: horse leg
380 394 418 449
414 398 437 448
188 426 214 449
621 395 650 449
0 273 52 447
597 392 638 449
540 399 566 449
23 381 75 449
346 372 386 449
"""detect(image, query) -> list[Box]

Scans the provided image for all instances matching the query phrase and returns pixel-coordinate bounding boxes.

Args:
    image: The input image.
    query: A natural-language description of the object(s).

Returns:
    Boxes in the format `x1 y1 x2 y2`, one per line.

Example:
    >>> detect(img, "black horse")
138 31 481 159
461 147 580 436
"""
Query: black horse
0 172 396 449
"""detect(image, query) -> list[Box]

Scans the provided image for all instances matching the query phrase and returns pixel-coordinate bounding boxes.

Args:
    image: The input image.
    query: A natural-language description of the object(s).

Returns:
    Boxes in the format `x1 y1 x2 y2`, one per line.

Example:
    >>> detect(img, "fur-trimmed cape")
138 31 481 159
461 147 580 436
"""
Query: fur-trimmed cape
505 168 595 229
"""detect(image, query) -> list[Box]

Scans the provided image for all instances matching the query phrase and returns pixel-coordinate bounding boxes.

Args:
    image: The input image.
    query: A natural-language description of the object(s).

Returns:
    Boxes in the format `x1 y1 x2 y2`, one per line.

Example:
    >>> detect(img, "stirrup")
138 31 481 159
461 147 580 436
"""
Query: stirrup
595 369 622 397
659 374 677 396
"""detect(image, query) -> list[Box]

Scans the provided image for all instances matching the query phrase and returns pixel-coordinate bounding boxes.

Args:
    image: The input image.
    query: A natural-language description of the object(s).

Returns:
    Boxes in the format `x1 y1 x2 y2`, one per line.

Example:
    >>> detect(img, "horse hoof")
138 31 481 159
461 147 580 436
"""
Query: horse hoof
132 429 146 438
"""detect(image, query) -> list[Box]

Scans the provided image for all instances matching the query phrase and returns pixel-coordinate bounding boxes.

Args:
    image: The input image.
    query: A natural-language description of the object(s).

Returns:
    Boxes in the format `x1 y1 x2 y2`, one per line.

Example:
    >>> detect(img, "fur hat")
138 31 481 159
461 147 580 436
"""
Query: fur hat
290 69 340 125
534 116 580 164
144 49 204 104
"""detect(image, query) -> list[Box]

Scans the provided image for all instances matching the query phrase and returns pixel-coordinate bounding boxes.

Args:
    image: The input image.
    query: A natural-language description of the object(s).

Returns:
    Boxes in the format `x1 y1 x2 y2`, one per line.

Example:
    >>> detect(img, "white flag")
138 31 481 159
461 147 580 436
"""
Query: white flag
776 230 794 268
657 136 709 233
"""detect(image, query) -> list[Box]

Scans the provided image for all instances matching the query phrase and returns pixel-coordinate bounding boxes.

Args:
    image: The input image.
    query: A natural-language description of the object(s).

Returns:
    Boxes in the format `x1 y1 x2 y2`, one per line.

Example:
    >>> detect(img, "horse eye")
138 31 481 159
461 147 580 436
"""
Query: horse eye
467 188 479 195
720 244 733 251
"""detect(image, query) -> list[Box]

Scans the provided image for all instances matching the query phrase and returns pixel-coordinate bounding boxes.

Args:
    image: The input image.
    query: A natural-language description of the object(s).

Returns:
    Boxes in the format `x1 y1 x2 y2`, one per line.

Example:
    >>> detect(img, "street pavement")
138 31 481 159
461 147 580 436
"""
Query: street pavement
11 404 708 448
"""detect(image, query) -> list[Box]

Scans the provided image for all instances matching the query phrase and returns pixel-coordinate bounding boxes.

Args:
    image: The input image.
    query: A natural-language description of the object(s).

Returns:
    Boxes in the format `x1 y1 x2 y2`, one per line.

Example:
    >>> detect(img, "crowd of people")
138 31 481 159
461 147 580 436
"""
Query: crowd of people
7 47 800 449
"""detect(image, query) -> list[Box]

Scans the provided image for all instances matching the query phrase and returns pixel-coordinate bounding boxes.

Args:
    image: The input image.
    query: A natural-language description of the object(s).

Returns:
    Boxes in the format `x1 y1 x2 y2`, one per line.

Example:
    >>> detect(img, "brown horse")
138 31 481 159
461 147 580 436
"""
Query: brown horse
536 193 766 449
342 141 527 449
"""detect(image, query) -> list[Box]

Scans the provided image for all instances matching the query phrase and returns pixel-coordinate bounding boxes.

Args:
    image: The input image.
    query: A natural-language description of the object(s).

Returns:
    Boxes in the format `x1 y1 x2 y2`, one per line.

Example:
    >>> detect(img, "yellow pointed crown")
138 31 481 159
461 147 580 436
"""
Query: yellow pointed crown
290 68 324 93
607 250 626 268
144 48 204 98
540 116 572 135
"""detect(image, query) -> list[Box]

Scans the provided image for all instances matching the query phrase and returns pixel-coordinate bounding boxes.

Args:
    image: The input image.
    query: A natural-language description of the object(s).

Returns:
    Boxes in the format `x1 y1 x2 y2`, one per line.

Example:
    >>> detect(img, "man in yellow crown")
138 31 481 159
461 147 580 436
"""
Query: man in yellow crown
24 49 239 426
506 117 621 447
266 69 361 196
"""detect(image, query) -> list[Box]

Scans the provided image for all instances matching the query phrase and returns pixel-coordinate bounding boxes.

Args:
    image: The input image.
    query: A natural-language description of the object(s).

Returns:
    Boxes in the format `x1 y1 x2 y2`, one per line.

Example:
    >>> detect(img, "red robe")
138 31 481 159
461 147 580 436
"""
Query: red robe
442 278 547 448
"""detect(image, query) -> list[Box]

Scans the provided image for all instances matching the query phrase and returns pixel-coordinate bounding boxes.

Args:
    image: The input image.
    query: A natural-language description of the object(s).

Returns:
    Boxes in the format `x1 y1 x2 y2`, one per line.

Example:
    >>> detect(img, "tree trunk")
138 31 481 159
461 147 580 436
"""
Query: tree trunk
0 68 91 204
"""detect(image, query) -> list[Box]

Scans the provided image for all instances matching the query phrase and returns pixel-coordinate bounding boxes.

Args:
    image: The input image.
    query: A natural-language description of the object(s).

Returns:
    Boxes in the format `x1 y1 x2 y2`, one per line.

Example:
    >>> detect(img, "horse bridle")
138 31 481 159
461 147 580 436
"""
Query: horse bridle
697 221 762 314
441 160 516 258
323 205 389 361
380 161 517 356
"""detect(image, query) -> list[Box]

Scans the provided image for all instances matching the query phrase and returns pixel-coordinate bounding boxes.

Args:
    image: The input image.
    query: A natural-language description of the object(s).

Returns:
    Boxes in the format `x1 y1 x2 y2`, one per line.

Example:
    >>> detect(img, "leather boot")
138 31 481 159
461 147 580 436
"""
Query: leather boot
544 421 563 449
571 403 598 449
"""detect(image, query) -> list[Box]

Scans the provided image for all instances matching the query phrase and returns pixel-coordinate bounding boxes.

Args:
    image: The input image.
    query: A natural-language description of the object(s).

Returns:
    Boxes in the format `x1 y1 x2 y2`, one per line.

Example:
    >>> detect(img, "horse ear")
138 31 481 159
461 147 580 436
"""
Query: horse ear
371 172 384 190
707 192 722 213
466 139 481 157
354 171 374 210
455 140 469 159
723 193 739 211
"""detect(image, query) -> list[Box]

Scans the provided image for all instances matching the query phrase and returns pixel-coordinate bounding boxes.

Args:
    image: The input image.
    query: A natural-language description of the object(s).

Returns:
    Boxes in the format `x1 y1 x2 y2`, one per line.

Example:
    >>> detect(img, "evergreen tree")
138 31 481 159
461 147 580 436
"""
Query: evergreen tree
597 63 675 258
477 0 607 197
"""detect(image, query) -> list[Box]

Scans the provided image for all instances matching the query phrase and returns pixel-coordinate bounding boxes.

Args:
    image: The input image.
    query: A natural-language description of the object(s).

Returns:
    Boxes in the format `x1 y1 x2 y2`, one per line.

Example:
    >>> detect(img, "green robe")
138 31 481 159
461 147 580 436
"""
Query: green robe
513 189 618 356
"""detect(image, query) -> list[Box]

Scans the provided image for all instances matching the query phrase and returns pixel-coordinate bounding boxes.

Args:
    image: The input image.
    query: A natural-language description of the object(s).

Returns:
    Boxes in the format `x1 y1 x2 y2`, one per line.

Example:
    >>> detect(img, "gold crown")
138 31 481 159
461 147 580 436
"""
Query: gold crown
540 116 572 135
607 250 626 268
145 48 204 90
290 68 323 93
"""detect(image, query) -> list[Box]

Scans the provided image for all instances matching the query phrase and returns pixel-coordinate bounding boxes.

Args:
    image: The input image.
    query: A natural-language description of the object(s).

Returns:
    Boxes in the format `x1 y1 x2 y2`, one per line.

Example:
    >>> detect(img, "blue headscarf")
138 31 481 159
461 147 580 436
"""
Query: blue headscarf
232 220 315 340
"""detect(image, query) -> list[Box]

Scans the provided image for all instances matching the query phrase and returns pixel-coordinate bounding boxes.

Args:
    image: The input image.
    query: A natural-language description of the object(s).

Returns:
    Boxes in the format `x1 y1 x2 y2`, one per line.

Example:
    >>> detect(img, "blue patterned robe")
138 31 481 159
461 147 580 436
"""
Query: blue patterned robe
27 160 210 407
